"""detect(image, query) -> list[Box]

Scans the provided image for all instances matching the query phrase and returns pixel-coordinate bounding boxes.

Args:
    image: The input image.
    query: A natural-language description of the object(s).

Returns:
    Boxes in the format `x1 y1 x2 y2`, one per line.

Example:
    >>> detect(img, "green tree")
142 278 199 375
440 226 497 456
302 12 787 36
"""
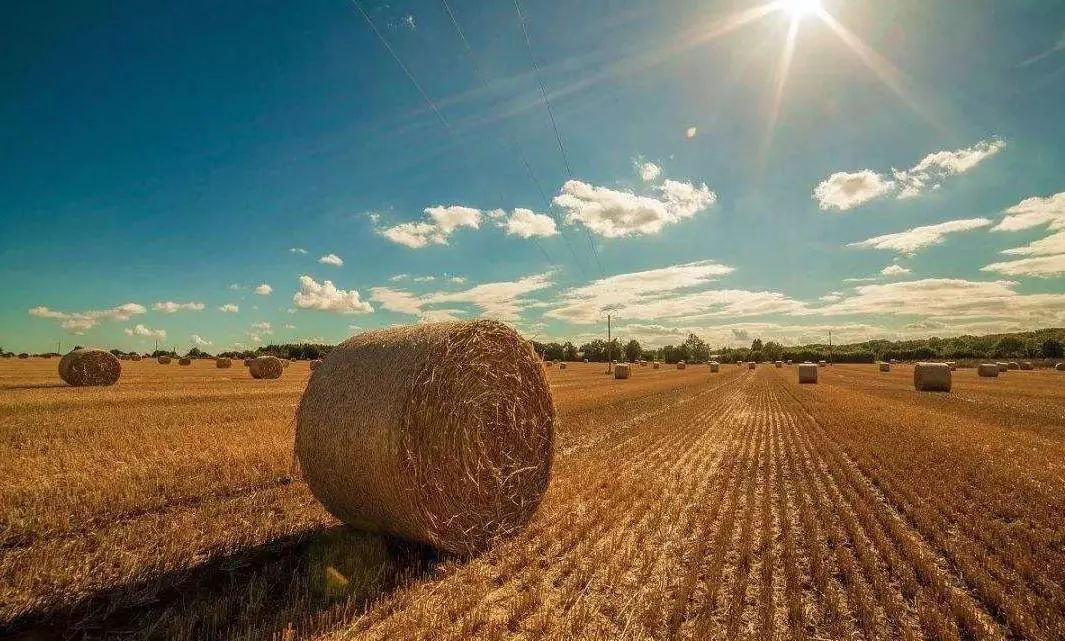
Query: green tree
994 336 1025 358
684 333 710 362
751 338 763 352
624 339 642 363
1042 338 1064 359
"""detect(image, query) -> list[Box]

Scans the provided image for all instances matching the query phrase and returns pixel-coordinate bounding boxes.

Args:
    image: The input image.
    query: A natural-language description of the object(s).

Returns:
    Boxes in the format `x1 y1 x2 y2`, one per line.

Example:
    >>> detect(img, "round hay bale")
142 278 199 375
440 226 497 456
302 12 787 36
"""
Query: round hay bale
1055 362 1065 371
709 362 720 373
178 357 192 366
888 358 896 364
18 353 29 359
250 356 283 379
946 361 956 371
243 358 254 367
157 355 172 365
559 362 567 370
748 362 756 370
652 361 660 369
216 357 232 369
677 361 687 370
310 359 323 371
1019 362 1033 370
614 363 631 379
295 320 554 555
130 354 142 362
1007 361 1019 370
996 362 1009 373
58 349 121 386
978 363 999 377
879 362 891 372
798 363 818 384
582 358 589 363
818 360 827 367
774 361 783 368
544 360 554 367
914 362 951 392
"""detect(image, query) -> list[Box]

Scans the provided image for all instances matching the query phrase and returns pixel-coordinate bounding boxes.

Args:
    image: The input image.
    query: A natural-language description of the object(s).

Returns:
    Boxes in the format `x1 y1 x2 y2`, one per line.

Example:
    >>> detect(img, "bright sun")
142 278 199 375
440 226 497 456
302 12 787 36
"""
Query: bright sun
782 0 822 18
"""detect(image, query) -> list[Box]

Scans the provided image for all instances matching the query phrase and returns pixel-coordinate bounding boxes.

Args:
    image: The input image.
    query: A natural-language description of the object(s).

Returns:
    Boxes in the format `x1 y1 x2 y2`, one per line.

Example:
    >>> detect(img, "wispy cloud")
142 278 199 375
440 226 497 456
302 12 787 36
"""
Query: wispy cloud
124 324 166 339
371 273 553 322
153 301 205 313
847 218 991 255
29 302 146 335
218 303 239 313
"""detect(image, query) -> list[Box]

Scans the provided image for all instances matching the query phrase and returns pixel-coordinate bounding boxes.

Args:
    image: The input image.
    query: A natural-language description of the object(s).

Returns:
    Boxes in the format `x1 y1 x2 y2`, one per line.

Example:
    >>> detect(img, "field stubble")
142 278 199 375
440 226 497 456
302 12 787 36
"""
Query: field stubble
0 360 1061 640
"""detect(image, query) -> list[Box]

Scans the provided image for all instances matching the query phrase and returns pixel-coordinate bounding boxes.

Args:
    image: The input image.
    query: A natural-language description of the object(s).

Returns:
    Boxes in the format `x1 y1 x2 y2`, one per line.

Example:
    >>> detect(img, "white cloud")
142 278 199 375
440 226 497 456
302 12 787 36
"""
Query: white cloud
290 248 308 254
293 275 374 314
283 323 296 330
981 254 1065 278
880 264 911 276
814 139 1005 210
637 160 661 182
812 170 894 211
389 273 409 282
413 276 436 283
255 284 273 296
29 302 147 334
124 324 166 339
379 205 482 248
685 126 697 139
191 334 212 346
498 208 558 239
229 283 243 291
251 321 272 330
847 218 991 255
318 253 344 267
371 273 554 322
1021 30 1065 66
553 178 716 237
218 303 240 313
449 276 467 284
1001 231 1065 257
153 301 205 313
893 139 1006 198
818 292 844 302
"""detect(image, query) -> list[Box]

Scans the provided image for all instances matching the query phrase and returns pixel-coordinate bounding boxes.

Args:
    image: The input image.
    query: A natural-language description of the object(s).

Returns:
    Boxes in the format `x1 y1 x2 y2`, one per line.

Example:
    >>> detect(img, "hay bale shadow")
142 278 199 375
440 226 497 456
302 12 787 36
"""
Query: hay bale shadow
2 526 443 641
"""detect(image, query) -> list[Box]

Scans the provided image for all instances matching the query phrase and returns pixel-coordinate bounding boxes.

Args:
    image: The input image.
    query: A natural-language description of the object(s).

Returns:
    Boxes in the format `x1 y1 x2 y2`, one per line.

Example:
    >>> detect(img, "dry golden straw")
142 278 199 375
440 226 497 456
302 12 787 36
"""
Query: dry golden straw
309 359 323 370
249 356 283 379
58 349 121 387
914 362 951 392
216 357 232 368
295 320 554 555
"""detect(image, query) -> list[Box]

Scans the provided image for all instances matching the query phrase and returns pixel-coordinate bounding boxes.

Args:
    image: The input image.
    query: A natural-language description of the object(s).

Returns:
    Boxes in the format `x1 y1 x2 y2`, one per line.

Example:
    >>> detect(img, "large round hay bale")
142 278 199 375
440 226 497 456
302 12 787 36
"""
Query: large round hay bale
798 363 818 384
709 362 720 373
216 357 232 368
309 358 323 371
677 361 686 370
250 356 283 379
652 361 660 369
614 363 631 379
1019 362 1033 370
178 357 192 366
295 320 553 555
1007 361 1019 371
879 362 891 372
58 349 121 387
914 362 951 392
978 363 999 377
157 355 172 365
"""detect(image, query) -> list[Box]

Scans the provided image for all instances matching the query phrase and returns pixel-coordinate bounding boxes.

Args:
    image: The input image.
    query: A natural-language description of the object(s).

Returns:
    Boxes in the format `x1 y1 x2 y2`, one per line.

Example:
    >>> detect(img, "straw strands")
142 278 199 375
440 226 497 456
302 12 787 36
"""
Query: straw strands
58 349 121 387
295 320 554 555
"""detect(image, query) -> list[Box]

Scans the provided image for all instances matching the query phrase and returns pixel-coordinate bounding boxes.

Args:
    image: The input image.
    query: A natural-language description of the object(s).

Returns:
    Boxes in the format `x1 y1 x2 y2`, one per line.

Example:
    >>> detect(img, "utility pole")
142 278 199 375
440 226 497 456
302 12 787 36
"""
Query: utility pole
828 329 833 364
605 313 612 374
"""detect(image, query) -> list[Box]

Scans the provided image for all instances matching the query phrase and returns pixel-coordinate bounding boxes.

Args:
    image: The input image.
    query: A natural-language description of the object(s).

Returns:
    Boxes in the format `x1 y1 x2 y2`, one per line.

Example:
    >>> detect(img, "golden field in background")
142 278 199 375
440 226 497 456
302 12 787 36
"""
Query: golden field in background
1 359 1063 640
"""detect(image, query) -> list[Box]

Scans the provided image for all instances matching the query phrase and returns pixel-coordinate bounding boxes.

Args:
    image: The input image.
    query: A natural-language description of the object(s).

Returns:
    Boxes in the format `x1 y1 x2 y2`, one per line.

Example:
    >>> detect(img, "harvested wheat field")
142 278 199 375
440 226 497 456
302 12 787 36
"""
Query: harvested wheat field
1 359 1063 641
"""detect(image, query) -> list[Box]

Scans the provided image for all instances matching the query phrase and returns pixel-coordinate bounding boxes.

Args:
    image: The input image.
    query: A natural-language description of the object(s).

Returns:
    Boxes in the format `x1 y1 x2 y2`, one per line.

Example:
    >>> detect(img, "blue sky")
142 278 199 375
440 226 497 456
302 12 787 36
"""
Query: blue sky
3 0 1065 353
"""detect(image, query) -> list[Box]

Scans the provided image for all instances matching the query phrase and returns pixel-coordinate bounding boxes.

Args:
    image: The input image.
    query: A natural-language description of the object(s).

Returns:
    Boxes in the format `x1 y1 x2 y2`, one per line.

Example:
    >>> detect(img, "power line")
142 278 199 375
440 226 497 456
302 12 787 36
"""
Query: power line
439 0 588 278
512 0 604 276
347 0 558 272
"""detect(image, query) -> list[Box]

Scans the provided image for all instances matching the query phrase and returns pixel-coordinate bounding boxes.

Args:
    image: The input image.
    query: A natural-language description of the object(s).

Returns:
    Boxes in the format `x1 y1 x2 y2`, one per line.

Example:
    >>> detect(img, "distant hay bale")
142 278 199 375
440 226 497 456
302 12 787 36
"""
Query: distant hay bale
178 357 192 366
157 355 172 365
709 362 720 373
614 363 631 379
798 363 818 384
130 354 142 362
818 360 827 367
978 363 999 377
946 361 956 371
748 362 756 370
295 320 553 555
250 356 283 379
774 361 783 368
1007 362 1019 370
243 358 254 367
652 362 660 369
310 359 323 370
582 358 589 363
996 362 1008 373
914 362 951 392
58 349 121 387
1056 362 1065 371
879 362 891 372
677 361 686 370
559 362 567 370
18 353 29 359
889 358 896 364
786 360 793 365
1019 362 1033 370
544 360 554 367
216 357 232 368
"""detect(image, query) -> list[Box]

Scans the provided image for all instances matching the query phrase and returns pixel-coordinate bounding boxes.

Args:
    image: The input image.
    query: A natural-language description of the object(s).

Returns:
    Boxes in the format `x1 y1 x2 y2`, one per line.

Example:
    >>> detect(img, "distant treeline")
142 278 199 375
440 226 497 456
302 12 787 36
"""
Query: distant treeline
7 328 1063 364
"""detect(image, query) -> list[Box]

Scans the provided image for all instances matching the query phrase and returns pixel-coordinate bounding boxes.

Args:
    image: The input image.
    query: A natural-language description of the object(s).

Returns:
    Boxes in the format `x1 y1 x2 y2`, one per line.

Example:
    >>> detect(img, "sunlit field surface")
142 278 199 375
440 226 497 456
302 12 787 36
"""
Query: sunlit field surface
1 359 1063 640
